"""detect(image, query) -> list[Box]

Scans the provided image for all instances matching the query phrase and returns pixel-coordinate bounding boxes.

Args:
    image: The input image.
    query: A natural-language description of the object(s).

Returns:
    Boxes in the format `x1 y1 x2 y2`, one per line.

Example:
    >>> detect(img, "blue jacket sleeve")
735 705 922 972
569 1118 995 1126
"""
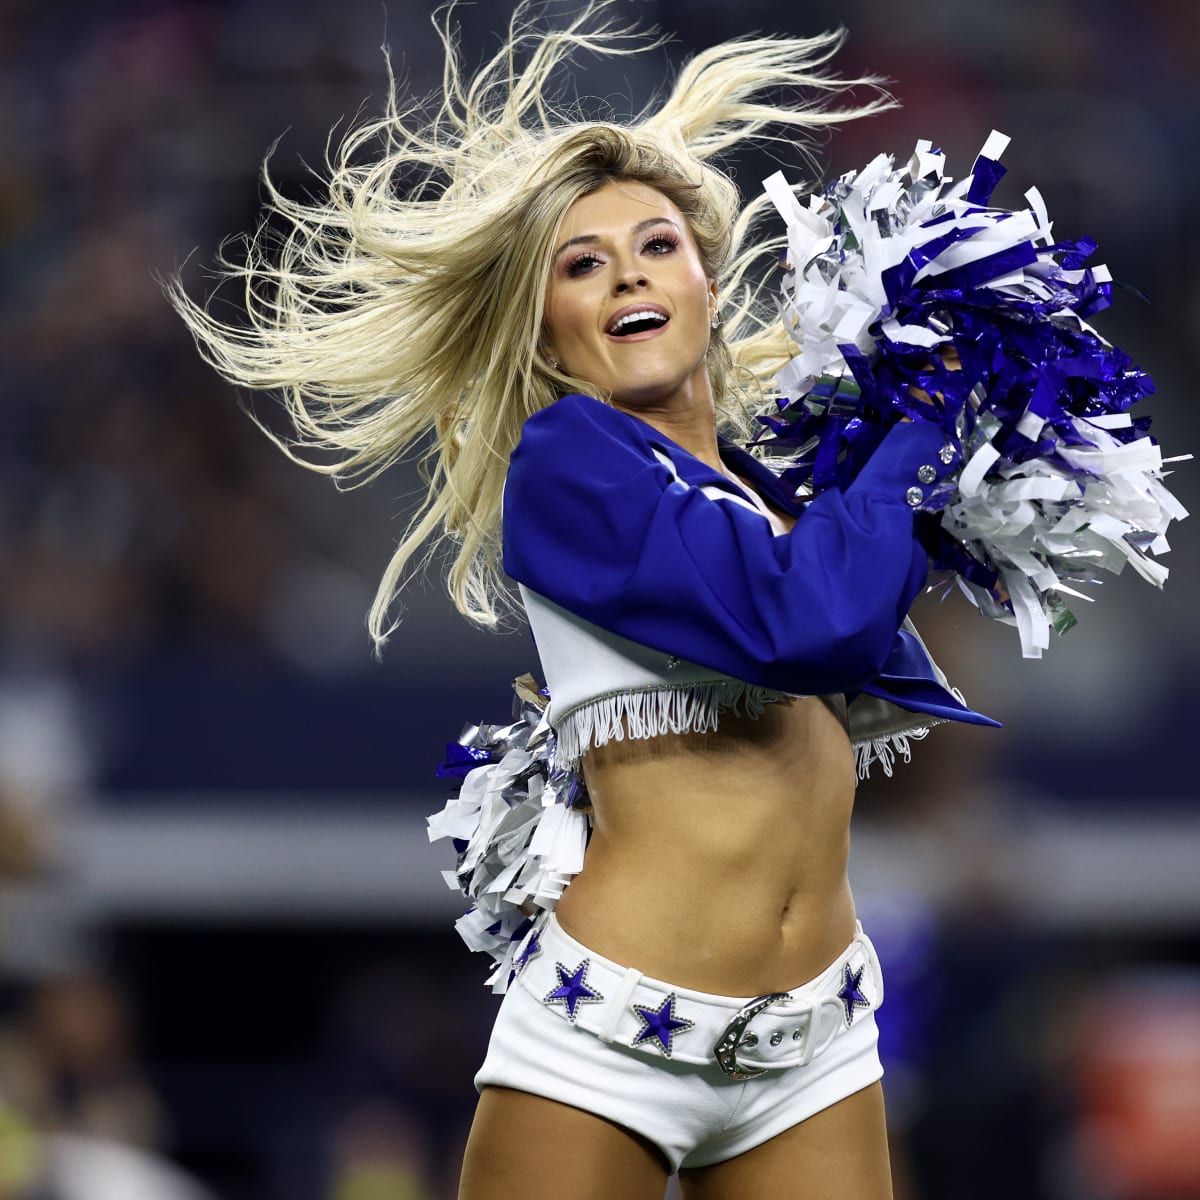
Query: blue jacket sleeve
502 393 958 696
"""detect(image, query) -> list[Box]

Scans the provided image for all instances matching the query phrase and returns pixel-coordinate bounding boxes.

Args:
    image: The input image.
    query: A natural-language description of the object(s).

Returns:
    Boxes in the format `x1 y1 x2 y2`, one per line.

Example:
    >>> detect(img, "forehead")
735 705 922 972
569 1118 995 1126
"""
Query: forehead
556 179 688 239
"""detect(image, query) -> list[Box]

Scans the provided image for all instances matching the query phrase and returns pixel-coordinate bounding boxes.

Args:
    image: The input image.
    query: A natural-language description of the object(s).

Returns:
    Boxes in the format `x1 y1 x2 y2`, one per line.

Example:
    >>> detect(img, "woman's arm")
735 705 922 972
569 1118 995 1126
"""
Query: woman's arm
503 394 957 696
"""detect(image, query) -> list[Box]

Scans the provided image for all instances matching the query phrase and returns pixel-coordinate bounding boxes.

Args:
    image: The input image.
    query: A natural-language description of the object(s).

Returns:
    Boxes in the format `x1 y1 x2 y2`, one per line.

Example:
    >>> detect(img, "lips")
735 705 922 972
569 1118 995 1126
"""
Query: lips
605 303 670 338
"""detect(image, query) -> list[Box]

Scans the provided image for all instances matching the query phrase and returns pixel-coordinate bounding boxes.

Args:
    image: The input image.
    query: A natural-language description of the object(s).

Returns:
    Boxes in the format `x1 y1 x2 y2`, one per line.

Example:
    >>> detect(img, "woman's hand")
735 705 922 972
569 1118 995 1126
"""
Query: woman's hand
902 344 961 418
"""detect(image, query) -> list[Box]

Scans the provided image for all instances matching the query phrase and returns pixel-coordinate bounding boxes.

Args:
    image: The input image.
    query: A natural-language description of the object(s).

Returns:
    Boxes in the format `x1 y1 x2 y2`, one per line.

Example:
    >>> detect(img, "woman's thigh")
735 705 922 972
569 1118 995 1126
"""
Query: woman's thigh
677 1081 892 1200
459 1085 670 1200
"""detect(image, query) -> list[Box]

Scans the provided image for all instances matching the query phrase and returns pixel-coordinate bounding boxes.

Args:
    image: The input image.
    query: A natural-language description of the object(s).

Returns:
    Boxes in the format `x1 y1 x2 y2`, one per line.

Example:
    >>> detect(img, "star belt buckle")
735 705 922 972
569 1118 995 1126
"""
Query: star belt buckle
713 991 790 1080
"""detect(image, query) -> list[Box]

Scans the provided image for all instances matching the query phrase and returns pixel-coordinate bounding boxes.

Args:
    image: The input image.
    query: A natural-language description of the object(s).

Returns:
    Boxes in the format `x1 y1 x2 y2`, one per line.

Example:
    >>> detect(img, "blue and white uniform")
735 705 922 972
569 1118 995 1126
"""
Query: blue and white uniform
459 392 999 1171
502 392 997 775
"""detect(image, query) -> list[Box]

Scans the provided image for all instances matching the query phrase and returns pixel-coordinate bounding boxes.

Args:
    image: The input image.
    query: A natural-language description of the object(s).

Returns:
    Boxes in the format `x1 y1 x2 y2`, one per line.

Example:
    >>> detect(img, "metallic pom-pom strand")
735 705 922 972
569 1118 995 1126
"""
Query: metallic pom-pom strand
427 676 591 992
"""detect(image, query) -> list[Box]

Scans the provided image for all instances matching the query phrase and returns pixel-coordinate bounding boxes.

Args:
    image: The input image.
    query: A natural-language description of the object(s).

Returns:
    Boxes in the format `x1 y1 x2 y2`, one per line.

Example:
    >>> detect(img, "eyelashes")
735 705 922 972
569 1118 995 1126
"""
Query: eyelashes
564 252 603 278
643 232 680 255
562 230 680 278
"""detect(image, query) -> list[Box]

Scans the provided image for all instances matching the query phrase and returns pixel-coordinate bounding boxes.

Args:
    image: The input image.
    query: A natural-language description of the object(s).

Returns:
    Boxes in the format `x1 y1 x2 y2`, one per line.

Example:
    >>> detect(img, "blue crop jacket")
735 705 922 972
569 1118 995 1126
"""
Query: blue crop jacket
502 392 998 735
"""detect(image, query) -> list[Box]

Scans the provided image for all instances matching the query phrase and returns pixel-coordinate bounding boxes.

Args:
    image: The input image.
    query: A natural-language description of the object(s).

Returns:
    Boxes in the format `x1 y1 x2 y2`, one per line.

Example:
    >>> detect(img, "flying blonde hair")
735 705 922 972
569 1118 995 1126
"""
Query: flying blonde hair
166 1 891 647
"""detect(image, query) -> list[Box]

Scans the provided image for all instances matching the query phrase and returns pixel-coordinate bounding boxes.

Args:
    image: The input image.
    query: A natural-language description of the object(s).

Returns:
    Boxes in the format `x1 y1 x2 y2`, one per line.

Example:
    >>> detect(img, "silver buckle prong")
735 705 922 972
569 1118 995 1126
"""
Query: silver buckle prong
713 991 790 1080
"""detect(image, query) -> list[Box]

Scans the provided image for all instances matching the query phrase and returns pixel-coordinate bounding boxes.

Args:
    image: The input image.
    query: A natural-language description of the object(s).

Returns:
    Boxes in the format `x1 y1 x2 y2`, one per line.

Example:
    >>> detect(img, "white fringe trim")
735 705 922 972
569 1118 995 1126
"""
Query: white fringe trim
553 681 794 770
852 722 941 780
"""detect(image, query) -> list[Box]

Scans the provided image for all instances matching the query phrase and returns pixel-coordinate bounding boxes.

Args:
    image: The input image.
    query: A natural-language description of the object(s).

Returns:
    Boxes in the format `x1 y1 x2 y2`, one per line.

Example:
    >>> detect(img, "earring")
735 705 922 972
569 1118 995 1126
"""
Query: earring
710 309 721 330
548 356 561 370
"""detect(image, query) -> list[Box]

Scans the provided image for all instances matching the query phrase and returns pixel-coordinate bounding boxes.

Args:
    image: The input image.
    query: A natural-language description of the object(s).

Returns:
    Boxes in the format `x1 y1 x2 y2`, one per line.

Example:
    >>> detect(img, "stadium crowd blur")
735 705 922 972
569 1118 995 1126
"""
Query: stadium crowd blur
1 1 1198 1197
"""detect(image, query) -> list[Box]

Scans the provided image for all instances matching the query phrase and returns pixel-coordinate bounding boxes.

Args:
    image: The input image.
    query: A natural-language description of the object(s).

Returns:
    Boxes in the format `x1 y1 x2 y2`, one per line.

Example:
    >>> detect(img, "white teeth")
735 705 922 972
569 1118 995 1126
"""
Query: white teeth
608 309 668 334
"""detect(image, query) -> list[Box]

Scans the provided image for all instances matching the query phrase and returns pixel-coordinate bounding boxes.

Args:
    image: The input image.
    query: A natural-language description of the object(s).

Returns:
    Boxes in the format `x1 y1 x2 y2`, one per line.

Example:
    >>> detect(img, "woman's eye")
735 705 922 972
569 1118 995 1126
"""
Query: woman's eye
643 234 678 255
565 253 602 278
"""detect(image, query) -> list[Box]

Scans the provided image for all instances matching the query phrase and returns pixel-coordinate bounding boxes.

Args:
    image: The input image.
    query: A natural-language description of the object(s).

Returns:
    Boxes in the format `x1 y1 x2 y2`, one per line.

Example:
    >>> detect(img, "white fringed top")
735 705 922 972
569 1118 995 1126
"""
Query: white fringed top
520 583 798 768
520 584 939 779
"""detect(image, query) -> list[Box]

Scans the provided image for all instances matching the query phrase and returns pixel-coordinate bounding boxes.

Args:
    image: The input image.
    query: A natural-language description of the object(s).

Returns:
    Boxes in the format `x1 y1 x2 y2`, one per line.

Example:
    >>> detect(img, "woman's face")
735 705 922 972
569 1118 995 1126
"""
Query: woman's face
542 180 717 415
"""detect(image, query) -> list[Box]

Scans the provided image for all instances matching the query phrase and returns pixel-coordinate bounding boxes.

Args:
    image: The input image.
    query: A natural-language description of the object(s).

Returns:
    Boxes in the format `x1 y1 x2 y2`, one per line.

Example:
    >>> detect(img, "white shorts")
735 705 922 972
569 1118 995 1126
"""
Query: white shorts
474 913 885 1173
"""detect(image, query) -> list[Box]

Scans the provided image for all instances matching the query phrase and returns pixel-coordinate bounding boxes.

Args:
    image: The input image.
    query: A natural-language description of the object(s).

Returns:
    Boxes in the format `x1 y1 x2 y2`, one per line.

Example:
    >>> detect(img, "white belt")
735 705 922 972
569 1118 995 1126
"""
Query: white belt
513 913 884 1079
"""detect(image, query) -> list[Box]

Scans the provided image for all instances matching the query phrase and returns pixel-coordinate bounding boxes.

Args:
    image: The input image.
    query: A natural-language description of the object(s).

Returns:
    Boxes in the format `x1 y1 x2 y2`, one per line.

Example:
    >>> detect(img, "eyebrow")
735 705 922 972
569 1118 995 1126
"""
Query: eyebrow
553 217 681 262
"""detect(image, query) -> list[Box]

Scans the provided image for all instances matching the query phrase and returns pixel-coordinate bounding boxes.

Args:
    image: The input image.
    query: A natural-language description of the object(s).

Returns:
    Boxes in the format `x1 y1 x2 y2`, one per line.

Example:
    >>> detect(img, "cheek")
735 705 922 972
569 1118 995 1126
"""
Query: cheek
544 290 585 350
667 255 711 311
686 263 712 306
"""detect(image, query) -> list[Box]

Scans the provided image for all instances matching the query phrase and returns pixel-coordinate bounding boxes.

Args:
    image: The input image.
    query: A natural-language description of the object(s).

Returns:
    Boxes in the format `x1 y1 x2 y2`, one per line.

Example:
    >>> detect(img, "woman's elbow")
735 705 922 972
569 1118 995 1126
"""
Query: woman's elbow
764 617 896 693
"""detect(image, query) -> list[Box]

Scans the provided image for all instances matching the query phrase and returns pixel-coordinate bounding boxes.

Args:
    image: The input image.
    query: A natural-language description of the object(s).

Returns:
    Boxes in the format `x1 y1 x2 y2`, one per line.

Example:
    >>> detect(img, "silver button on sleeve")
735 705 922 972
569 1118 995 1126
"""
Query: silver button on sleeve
939 443 956 465
917 464 937 484
906 486 924 507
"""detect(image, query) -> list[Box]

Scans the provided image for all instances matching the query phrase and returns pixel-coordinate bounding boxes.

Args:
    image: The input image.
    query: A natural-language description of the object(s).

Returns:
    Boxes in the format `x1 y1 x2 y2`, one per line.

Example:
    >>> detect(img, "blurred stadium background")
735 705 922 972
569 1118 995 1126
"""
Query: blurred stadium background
1 1 1197 1197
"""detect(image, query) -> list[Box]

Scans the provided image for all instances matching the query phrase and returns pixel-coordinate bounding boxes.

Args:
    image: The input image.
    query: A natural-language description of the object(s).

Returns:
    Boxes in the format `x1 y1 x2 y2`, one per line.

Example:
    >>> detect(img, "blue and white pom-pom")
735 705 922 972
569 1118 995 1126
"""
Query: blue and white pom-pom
756 131 1188 658
426 675 590 992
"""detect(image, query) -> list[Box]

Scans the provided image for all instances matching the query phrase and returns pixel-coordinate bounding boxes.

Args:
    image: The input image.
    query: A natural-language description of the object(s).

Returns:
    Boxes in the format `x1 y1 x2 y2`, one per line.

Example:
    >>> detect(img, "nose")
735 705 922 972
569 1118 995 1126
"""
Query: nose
612 262 649 294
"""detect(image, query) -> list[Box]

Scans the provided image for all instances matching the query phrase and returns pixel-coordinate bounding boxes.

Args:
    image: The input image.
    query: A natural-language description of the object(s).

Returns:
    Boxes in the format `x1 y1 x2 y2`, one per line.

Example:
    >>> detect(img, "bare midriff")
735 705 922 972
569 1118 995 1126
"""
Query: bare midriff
553 693 859 997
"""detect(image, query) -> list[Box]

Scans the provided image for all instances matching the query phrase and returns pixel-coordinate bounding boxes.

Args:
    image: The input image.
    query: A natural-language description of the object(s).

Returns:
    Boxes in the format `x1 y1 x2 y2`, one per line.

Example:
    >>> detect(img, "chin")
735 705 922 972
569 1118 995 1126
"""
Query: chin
617 367 711 409
608 380 686 408
605 361 707 404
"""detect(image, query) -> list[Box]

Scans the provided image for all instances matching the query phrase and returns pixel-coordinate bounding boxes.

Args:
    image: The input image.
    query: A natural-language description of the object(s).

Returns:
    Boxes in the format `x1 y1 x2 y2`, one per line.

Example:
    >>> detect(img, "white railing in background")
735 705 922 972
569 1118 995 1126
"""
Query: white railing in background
23 799 1197 930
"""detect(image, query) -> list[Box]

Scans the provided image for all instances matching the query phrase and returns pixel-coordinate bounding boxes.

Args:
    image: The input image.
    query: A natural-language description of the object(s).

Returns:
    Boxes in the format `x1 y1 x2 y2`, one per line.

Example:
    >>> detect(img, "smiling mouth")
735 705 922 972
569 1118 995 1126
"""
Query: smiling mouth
606 309 670 337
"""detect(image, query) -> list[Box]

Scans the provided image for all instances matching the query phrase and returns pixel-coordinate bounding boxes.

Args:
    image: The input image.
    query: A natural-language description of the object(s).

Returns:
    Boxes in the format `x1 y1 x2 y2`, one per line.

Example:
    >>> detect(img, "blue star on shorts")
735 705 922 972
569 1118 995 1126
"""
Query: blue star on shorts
632 993 695 1057
514 929 542 975
543 959 604 1021
837 961 871 1026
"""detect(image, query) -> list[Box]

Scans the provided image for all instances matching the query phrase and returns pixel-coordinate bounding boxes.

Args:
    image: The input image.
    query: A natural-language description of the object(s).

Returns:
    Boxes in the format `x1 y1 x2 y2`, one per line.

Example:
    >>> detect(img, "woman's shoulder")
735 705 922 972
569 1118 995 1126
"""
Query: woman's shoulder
518 392 639 442
509 393 658 481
